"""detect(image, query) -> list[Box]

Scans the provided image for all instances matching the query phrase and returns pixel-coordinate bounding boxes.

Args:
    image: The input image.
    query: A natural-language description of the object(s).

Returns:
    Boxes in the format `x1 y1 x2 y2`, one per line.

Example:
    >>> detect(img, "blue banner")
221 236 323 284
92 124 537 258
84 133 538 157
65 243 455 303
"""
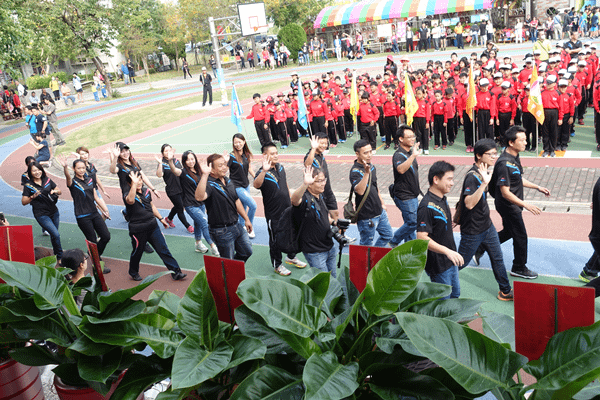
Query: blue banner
230 84 243 132
297 78 309 130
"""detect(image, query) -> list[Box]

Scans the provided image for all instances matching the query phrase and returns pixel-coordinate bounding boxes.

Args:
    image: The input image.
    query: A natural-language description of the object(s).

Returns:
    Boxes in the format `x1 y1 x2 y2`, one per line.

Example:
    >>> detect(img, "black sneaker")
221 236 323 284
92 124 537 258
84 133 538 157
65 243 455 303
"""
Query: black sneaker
144 243 154 253
172 271 187 280
579 270 597 283
472 249 484 266
103 267 111 274
130 274 143 281
510 267 538 279
497 289 514 301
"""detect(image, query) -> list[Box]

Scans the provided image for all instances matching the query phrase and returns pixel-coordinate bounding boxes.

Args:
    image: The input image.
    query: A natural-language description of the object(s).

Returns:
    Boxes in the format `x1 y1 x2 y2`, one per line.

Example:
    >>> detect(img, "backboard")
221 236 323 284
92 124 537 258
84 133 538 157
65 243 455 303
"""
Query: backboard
238 2 268 37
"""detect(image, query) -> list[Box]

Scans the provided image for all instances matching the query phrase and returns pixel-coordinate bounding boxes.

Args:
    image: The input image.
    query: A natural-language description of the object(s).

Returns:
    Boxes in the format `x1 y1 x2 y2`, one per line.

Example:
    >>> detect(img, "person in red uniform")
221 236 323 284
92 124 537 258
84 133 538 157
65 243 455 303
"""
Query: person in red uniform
444 87 457 146
369 81 385 143
413 87 430 155
309 90 327 135
519 59 534 85
457 80 475 152
557 79 575 152
324 98 338 147
273 101 289 148
357 92 380 153
496 81 517 138
333 95 347 143
540 75 560 157
575 60 591 125
265 96 277 142
475 78 496 140
431 90 448 150
283 98 298 143
246 93 271 147
382 91 400 150
518 85 537 152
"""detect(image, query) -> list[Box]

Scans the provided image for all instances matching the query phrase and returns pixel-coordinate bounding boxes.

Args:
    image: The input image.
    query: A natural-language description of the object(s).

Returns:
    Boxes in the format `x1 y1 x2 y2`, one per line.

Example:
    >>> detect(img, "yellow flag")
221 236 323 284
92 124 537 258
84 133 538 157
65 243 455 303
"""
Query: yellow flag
527 65 545 125
465 62 477 121
350 73 359 124
404 73 418 126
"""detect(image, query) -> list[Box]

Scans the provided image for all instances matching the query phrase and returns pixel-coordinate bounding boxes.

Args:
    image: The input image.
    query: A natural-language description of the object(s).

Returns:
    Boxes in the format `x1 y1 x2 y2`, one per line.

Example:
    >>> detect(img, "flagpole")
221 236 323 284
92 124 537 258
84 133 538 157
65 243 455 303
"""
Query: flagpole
536 122 539 156
472 110 476 147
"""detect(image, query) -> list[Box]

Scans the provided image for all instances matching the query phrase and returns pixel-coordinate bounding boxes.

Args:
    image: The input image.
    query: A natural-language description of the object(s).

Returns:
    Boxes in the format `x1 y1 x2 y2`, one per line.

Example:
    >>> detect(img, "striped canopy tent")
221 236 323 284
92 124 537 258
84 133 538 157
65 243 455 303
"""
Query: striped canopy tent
314 0 493 29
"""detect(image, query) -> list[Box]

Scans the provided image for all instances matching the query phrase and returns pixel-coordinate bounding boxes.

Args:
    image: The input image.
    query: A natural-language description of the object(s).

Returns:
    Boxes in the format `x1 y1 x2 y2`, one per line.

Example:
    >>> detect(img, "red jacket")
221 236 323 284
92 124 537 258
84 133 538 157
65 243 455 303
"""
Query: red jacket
496 94 517 119
370 92 383 107
519 91 530 112
284 104 296 119
309 99 326 118
273 109 287 123
519 68 533 85
333 102 345 118
357 102 380 123
444 96 456 119
382 100 401 117
558 92 575 120
541 89 560 109
414 99 430 123
567 80 582 106
431 101 447 122
246 103 270 122
475 90 497 117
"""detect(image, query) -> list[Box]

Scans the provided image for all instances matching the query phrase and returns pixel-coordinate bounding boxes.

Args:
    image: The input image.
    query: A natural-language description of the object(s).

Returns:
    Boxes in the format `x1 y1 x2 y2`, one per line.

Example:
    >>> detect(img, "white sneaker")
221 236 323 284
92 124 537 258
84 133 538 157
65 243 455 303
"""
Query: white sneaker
285 256 307 269
195 241 208 253
274 264 292 276
247 228 256 239
424 150 430 155
42 230 50 236
210 243 220 257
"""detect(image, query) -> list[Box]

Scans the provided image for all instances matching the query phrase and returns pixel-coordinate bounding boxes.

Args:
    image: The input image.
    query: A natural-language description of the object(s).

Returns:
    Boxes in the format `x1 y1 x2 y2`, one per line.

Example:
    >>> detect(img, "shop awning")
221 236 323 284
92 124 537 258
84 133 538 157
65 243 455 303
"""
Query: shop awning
313 0 492 29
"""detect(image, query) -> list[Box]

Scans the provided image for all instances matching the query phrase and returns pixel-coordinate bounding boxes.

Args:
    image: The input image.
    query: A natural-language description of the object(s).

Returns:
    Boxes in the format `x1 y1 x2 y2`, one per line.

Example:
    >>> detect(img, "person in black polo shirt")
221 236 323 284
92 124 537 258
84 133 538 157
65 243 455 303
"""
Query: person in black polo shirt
154 144 192 233
349 139 393 247
456 139 512 301
195 153 253 261
58 157 111 272
304 133 338 219
254 143 306 276
389 125 421 247
124 171 187 281
227 133 257 239
477 126 550 279
417 161 463 299
580 175 600 283
291 166 337 277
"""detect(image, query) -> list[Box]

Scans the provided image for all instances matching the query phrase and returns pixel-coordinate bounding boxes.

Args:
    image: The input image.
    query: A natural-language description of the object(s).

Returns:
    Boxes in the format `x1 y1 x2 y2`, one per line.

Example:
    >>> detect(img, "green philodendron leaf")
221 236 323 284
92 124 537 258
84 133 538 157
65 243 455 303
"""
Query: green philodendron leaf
237 278 327 338
523 321 600 398
399 282 453 311
362 240 428 316
171 337 233 390
109 354 172 400
303 351 359 400
2 298 55 321
79 314 180 358
479 310 516 349
375 321 422 357
148 290 181 317
231 364 303 400
77 348 122 383
368 365 455 400
68 335 117 356
86 300 146 324
234 305 293 354
11 318 73 347
177 269 219 350
302 272 331 307
155 388 191 400
573 380 600 399
395 312 528 394
35 255 57 269
97 272 168 312
0 259 68 310
409 298 484 323
9 342 63 366
225 334 267 370
277 329 322 360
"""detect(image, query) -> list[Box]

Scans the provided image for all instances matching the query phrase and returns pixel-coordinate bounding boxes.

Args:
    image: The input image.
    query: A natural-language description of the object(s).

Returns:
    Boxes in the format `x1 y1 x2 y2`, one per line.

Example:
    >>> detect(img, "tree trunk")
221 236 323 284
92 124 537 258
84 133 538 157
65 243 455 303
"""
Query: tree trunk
174 47 179 71
92 56 112 98
142 57 151 88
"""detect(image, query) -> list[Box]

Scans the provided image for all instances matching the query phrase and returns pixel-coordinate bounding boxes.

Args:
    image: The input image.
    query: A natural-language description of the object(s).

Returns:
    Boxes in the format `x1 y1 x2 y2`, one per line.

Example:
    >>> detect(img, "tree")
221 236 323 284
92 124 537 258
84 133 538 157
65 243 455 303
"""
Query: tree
0 0 31 80
278 24 306 63
264 0 332 28
158 3 186 71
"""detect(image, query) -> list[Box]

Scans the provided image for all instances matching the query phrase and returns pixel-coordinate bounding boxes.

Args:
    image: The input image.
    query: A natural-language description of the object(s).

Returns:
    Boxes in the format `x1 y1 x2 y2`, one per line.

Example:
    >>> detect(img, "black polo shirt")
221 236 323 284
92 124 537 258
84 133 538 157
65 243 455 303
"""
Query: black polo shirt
293 191 333 253
492 150 523 212
116 162 141 195
204 175 239 227
392 147 420 200
417 190 456 276
228 153 250 188
35 114 48 135
124 187 157 233
591 176 600 237
161 158 183 196
69 176 97 218
565 39 582 56
255 163 291 221
180 170 202 208
304 151 337 210
349 161 382 221
22 177 58 218
459 165 492 236
85 162 99 189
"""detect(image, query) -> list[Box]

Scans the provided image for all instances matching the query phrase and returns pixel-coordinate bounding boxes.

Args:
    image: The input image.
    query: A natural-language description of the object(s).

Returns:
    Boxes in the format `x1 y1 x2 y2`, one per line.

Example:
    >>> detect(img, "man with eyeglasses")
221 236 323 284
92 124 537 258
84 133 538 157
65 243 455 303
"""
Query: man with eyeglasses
291 165 338 276
389 125 421 247
455 139 513 301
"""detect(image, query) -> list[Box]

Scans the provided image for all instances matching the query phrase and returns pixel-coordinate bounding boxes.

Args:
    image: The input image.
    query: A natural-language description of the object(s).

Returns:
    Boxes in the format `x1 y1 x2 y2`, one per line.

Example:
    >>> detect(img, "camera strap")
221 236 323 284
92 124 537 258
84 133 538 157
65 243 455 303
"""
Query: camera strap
349 169 372 215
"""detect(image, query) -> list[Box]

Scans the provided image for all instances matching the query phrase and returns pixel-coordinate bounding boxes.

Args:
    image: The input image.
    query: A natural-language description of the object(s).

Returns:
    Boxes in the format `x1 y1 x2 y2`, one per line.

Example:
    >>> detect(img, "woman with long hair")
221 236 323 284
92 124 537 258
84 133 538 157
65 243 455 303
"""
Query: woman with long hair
73 146 111 220
57 157 111 268
227 134 257 238
177 150 219 255
21 162 63 260
154 144 192 233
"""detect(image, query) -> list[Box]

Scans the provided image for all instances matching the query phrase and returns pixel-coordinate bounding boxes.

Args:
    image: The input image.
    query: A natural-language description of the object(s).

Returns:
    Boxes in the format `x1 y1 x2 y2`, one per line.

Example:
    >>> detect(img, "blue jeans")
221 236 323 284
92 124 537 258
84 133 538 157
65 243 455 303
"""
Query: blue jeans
357 210 393 247
321 50 328 61
93 91 99 101
303 243 338 277
236 185 256 226
392 41 399 53
428 265 460 299
458 224 511 294
185 205 212 244
35 211 62 259
63 95 76 106
209 223 252 261
123 73 130 84
391 197 418 245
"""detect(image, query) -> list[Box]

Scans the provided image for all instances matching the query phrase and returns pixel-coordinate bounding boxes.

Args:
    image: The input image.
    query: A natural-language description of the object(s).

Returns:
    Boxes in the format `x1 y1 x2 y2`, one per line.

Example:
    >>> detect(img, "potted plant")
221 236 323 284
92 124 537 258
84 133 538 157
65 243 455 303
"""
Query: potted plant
0 257 178 400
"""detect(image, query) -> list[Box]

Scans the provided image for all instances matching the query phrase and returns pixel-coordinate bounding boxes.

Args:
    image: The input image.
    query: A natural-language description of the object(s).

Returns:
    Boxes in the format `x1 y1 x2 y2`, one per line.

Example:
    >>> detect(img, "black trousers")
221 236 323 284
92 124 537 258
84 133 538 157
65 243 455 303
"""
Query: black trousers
498 112 512 139
286 118 298 142
577 86 587 120
266 218 295 268
336 116 347 141
327 119 338 145
595 108 600 145
344 109 354 133
463 111 475 147
376 106 384 137
433 114 447 146
541 108 558 153
447 115 457 143
558 113 571 148
311 116 326 136
384 116 398 145
496 204 528 272
129 224 181 277
419 39 428 51
276 121 289 146
360 123 377 150
514 108 522 126
76 213 111 257
269 119 278 141
254 119 271 147
167 193 190 228
202 85 212 106
412 117 429 150
522 111 537 149
477 109 494 140
406 39 414 52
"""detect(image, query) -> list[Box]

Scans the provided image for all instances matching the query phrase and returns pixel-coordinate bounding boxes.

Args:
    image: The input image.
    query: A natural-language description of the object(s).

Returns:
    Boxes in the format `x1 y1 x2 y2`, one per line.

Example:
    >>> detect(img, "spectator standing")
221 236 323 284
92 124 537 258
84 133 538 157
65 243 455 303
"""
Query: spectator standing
29 91 40 109
406 25 414 52
530 17 538 42
486 20 495 42
479 20 487 46
209 55 217 78
432 24 441 50
334 34 342 60
455 22 464 49
247 49 255 71
227 134 257 238
199 67 213 107
120 63 129 84
515 19 523 44
419 23 429 52
182 58 192 79
50 77 60 101
127 59 136 84
42 98 66 146
72 73 84 103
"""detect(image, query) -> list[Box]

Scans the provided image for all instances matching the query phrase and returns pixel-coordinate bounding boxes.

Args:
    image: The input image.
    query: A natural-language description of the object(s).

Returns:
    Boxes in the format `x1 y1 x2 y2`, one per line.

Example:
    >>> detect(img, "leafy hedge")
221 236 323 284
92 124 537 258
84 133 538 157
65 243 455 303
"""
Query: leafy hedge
278 23 307 63
26 72 70 90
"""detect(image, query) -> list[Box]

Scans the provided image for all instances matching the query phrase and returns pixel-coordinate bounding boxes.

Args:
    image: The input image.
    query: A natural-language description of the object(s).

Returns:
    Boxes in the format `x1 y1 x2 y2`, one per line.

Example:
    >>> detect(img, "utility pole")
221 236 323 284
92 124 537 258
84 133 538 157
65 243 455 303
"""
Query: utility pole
208 16 228 106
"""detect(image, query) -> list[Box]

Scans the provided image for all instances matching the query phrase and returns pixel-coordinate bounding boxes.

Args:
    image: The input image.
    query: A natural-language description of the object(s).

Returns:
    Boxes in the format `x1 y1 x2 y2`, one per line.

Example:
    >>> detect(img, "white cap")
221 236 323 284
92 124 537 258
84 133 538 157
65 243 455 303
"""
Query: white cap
538 65 547 72
501 81 511 88
512 68 520 73
558 68 567 75
499 64 510 69
558 79 568 86
546 75 557 84
578 60 587 66
487 61 496 69
556 41 564 47
567 66 577 73
539 62 548 69
592 44 597 49
202 66 207 70
479 78 490 86
564 72 572 79
474 70 481 76
525 57 533 63
549 57 559 63
579 51 586 55
291 71 298 76
586 49 592 54
493 72 502 78
533 50 541 55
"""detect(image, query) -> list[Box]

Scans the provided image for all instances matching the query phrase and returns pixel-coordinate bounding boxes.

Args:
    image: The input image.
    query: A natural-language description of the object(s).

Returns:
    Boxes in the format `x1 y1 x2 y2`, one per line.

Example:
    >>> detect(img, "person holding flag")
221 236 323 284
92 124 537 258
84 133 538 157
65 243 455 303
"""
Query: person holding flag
246 93 271 147
405 73 430 154
527 65 545 154
540 75 559 157
230 84 243 132
462 62 478 152
296 78 310 136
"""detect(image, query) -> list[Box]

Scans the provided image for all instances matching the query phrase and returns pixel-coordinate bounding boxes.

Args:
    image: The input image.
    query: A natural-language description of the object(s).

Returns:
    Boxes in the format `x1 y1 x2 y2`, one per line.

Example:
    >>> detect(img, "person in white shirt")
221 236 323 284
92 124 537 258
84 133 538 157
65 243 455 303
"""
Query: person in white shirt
515 19 523 43
72 73 84 103
432 25 441 50
15 80 26 106
334 34 342 60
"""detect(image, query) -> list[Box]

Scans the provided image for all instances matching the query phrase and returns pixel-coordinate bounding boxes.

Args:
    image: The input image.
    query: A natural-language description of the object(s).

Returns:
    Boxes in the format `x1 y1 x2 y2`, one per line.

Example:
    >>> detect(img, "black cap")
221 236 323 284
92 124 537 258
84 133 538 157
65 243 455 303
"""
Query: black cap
116 142 129 150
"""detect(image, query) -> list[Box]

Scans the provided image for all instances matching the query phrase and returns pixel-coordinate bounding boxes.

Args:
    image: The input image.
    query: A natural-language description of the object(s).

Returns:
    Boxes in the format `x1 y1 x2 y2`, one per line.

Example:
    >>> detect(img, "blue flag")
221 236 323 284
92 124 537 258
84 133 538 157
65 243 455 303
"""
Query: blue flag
297 78 308 130
231 84 243 132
